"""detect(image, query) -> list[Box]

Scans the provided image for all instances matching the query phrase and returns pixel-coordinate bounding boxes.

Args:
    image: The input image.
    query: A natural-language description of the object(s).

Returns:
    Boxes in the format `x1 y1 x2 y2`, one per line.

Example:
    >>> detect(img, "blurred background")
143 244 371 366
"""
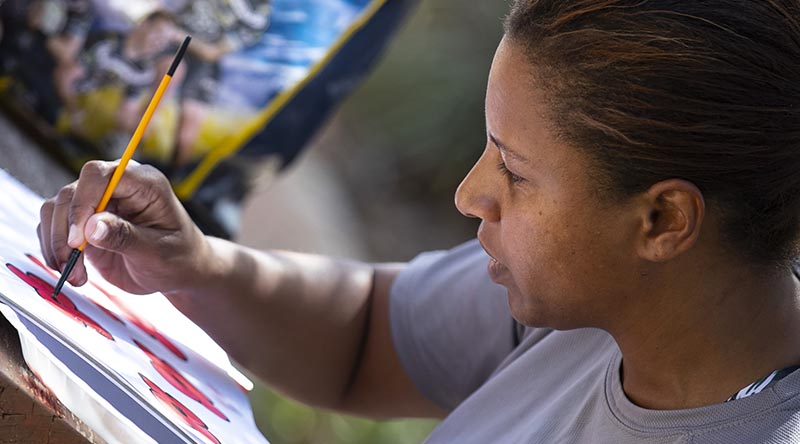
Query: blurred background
0 0 507 441
237 0 506 442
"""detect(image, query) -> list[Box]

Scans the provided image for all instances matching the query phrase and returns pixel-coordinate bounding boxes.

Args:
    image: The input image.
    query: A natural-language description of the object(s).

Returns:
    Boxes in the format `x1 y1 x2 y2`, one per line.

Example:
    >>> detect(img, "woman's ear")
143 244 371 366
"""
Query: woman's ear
636 179 705 262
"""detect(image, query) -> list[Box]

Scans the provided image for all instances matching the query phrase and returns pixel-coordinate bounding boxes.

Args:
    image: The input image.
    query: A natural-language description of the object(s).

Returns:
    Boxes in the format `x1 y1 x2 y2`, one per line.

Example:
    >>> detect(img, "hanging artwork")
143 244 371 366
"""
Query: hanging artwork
0 167 269 444
0 0 417 237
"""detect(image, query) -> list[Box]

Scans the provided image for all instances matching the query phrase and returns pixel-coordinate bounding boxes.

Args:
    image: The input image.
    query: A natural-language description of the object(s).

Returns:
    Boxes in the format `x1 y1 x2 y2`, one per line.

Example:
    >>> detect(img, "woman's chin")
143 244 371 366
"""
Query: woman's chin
505 287 535 323
506 288 568 329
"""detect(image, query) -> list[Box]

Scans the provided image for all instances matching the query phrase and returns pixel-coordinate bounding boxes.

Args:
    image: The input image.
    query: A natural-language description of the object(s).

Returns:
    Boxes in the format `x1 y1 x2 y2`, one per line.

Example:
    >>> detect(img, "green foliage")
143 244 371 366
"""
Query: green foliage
250 384 439 444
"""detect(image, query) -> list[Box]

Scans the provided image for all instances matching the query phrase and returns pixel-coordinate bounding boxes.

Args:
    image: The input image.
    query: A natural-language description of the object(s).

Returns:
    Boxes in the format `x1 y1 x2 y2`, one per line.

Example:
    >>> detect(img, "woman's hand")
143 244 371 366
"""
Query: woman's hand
37 160 211 295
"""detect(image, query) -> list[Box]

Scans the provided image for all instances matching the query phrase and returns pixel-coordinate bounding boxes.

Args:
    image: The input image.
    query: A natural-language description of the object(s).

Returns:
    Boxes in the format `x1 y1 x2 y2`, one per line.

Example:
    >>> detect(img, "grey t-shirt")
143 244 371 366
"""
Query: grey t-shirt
389 240 800 443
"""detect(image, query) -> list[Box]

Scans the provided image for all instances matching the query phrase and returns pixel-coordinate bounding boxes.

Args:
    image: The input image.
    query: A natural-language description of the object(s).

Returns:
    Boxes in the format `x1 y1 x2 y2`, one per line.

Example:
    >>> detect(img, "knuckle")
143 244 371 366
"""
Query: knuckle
55 184 76 205
39 200 54 219
80 160 101 178
139 163 160 176
140 164 170 189
80 160 105 177
137 165 172 203
80 160 113 180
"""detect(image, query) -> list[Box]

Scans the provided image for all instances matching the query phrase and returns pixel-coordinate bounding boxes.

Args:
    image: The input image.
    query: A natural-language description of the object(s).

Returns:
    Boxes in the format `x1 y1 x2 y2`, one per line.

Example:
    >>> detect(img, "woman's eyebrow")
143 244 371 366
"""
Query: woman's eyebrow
489 133 530 164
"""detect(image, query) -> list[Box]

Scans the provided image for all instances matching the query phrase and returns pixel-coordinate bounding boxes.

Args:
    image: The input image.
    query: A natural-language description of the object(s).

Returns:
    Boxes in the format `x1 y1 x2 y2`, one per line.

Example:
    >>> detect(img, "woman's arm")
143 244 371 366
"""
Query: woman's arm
167 240 444 417
39 160 444 418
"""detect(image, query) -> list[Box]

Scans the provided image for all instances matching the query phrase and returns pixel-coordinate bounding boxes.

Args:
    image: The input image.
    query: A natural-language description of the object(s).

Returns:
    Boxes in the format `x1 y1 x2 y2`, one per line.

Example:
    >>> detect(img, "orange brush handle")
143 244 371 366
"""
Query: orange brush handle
77 73 173 251
50 36 191 300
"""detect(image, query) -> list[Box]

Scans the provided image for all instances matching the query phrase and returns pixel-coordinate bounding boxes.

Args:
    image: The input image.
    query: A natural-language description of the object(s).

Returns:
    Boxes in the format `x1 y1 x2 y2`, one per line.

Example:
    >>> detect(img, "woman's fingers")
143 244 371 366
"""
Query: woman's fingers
38 198 56 270
68 160 117 249
50 183 76 269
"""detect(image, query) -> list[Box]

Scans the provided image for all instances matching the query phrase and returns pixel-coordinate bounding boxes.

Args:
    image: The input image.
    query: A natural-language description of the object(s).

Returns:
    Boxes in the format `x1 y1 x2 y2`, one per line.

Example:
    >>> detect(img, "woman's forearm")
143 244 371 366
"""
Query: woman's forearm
164 236 376 408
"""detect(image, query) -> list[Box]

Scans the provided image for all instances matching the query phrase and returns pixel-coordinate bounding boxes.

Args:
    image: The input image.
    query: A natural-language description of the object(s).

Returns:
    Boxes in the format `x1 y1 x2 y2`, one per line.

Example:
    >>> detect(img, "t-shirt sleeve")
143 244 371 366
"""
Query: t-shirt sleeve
389 239 519 411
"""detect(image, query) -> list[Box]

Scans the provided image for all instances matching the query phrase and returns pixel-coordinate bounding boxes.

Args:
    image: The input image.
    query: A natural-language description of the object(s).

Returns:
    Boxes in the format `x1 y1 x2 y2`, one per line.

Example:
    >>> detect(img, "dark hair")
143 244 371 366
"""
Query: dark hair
504 0 800 266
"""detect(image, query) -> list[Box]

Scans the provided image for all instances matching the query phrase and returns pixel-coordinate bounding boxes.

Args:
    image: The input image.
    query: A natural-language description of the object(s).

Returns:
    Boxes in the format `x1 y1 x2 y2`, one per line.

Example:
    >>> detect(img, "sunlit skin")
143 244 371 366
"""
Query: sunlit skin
455 37 800 410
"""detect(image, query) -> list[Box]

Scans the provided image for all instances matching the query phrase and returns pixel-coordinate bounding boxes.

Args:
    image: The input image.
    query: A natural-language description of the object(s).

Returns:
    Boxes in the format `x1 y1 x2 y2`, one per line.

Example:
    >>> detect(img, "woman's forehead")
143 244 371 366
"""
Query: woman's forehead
486 38 595 182
486 41 552 153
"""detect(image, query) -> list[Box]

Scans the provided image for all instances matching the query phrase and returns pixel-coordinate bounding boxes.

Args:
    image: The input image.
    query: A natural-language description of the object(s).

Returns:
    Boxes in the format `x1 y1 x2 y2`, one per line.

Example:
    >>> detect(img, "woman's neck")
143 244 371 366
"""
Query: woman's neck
612 262 800 410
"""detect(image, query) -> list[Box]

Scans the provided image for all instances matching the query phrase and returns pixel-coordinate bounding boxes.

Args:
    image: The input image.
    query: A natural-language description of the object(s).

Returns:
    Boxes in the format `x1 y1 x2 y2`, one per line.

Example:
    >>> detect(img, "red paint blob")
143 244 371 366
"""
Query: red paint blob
6 263 113 340
25 254 126 325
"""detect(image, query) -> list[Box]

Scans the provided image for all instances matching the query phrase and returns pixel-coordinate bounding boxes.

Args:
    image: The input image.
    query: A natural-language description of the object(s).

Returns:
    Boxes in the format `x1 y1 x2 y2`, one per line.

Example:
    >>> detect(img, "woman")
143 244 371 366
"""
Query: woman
39 0 800 442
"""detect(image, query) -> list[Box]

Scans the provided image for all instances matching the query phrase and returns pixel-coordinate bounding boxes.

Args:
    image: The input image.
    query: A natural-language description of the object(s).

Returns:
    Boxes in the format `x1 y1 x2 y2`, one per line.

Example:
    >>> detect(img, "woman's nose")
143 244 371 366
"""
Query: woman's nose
454 149 501 222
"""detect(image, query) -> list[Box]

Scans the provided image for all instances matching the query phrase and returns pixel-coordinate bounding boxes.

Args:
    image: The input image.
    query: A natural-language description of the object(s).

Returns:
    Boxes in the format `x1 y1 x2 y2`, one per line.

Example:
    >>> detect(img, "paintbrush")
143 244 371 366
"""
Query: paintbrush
51 36 192 299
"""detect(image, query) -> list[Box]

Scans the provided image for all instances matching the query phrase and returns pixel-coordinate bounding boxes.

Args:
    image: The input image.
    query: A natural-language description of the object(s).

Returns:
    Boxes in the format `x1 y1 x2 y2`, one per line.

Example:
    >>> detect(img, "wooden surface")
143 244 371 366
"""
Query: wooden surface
0 112 102 443
0 315 104 444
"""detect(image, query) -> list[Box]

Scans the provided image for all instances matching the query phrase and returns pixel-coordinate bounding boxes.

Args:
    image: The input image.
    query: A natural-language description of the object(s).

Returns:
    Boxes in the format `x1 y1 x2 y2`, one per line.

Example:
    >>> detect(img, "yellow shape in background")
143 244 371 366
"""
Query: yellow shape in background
0 76 12 93
140 98 179 165
189 107 260 162
60 86 124 142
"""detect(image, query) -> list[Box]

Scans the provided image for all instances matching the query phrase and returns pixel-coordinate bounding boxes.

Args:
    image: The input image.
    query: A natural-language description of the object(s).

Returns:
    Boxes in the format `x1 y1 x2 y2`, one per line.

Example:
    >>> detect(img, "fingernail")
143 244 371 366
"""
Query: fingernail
90 220 108 242
67 224 80 246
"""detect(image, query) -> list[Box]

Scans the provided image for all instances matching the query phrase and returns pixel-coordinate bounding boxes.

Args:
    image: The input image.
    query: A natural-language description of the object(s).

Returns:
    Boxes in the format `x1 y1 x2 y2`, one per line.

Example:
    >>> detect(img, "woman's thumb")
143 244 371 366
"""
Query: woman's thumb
84 212 144 254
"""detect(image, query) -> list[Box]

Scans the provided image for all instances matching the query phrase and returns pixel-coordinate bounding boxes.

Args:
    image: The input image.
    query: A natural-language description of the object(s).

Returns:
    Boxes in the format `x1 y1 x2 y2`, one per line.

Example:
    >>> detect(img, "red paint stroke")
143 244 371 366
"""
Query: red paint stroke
93 303 126 326
135 339 228 421
141 374 221 444
25 254 126 325
91 281 187 361
25 254 59 279
6 263 113 340
27 253 186 361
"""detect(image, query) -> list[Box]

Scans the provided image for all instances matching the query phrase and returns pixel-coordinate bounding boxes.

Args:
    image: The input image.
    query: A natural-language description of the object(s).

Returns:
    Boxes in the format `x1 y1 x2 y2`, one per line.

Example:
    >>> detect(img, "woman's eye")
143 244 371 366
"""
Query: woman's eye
497 161 525 184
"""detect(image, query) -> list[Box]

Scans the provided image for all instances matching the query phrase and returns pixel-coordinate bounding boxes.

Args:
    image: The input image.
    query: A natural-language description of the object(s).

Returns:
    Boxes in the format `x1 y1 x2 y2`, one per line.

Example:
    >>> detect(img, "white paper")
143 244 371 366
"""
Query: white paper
0 168 269 444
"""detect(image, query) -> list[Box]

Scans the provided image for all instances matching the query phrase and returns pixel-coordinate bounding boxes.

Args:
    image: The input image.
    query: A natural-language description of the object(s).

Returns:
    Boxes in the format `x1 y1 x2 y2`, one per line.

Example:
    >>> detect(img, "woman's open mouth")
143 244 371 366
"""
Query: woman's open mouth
477 231 510 284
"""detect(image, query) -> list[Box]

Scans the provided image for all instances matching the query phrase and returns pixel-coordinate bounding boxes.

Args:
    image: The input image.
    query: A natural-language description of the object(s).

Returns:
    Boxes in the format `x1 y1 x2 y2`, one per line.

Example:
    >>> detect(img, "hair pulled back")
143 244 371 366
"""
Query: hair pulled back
505 0 800 266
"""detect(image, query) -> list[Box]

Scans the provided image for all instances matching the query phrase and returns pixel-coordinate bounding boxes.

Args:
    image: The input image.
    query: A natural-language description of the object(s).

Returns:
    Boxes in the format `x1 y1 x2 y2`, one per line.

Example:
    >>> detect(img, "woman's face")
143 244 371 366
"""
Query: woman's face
455 38 643 330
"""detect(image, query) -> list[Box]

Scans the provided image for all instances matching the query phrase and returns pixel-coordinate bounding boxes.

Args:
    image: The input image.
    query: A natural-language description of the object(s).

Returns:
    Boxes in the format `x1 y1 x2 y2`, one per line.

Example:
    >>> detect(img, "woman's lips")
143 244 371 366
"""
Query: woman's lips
487 256 509 283
478 235 509 283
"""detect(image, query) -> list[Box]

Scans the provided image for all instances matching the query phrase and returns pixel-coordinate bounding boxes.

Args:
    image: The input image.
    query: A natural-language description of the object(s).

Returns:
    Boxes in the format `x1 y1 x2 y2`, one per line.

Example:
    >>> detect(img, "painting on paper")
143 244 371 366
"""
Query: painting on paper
0 167 269 444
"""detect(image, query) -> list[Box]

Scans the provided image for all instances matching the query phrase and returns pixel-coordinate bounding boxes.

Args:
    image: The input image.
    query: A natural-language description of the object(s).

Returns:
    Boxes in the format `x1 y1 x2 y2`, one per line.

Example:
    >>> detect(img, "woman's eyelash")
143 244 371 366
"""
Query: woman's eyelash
497 162 525 184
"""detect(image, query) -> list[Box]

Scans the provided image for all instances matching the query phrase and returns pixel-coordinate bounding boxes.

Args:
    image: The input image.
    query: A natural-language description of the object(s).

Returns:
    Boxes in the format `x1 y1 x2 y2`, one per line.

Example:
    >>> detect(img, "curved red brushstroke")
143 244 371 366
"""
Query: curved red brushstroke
6 263 113 340
25 254 126 325
90 281 187 361
27 253 186 361
141 374 221 444
135 339 228 421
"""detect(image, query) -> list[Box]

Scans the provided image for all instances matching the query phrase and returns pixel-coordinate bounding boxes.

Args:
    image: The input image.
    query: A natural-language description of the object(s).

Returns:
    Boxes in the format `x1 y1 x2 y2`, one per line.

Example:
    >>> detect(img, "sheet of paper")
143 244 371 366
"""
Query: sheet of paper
0 167 270 444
